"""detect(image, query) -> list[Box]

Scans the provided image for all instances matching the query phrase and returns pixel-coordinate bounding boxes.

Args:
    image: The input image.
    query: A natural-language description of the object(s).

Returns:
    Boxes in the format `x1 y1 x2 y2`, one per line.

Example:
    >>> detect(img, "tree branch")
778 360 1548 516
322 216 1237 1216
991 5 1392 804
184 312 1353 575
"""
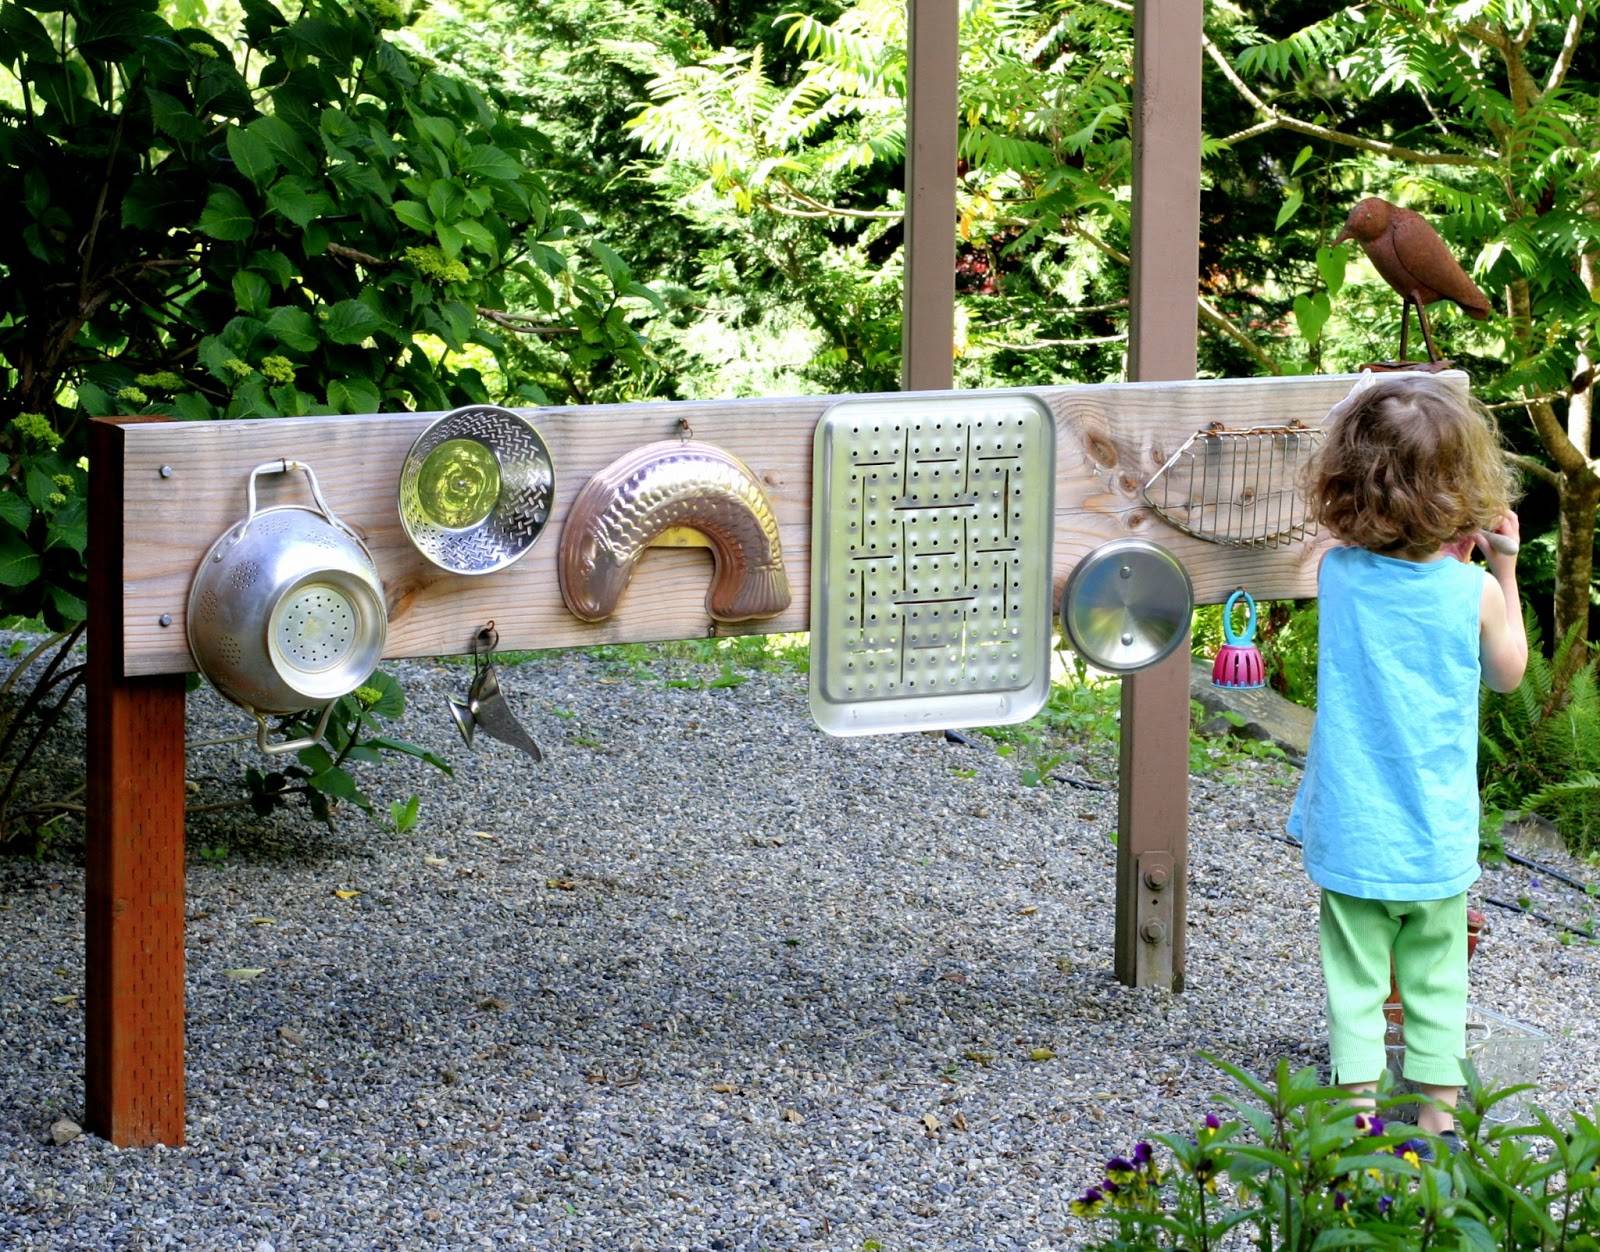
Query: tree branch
1201 34 1488 167
1545 3 1587 96
776 184 904 220
476 307 579 336
1197 297 1283 375
1507 452 1559 487
326 242 396 269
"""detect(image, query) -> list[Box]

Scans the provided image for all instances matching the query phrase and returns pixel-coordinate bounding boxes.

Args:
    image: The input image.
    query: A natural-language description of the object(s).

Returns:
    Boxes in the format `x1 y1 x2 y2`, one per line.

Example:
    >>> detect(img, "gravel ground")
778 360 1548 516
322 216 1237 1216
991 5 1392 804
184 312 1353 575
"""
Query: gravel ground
0 643 1596 1251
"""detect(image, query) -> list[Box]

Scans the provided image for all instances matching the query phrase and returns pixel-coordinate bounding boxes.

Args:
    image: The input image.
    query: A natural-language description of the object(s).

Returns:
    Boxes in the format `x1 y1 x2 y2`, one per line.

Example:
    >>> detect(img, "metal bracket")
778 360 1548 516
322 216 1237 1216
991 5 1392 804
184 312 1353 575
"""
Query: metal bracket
1134 851 1176 986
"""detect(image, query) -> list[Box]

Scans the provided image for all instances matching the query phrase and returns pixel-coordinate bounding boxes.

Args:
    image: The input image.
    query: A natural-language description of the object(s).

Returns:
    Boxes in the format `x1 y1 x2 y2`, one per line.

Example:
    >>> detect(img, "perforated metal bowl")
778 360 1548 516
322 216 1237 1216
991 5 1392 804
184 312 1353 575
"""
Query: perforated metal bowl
188 460 387 752
397 404 555 575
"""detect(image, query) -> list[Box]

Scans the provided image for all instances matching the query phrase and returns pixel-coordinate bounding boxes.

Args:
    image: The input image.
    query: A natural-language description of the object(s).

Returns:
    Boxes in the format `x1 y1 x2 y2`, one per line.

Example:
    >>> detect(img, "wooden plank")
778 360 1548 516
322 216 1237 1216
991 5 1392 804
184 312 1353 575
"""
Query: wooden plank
87 419 189 1147
1120 0 1204 991
115 374 1435 676
902 0 959 390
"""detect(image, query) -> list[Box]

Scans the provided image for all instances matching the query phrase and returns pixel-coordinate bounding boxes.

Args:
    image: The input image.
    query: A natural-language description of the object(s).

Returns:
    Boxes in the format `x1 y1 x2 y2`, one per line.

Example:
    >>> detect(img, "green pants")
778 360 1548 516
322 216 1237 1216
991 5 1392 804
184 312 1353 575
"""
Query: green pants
1320 889 1468 1088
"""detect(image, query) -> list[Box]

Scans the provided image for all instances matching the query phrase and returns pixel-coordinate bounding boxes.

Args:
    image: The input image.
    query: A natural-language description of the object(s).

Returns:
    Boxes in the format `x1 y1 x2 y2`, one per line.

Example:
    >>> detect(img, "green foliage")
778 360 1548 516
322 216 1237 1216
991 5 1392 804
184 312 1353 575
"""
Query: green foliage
1074 1056 1600 1250
1481 613 1600 853
0 0 653 630
242 670 449 826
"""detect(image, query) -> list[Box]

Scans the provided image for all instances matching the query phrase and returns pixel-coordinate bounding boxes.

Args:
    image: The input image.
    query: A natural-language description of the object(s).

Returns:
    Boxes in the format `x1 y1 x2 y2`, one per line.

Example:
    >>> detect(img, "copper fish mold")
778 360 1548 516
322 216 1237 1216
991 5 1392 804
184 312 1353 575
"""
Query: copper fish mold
558 439 791 624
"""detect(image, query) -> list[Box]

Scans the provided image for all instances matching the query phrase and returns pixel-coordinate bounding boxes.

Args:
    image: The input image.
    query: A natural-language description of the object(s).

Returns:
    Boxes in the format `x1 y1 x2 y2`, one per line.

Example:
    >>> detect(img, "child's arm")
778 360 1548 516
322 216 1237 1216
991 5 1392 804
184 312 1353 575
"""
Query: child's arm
1478 514 1528 694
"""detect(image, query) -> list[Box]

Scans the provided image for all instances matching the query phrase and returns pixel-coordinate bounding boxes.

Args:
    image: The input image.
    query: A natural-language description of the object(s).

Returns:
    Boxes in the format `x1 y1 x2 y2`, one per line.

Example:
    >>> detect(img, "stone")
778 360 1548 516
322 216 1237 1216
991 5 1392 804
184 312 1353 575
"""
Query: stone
1188 660 1313 763
49 1118 81 1146
1502 810 1567 859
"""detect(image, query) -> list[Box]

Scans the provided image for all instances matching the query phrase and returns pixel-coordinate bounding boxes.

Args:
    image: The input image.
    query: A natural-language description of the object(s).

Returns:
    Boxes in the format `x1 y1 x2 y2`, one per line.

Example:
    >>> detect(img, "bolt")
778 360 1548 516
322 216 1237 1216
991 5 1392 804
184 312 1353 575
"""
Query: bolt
1120 631 1134 646
158 613 173 627
1140 920 1167 944
1143 866 1169 891
1119 564 1132 579
159 465 174 478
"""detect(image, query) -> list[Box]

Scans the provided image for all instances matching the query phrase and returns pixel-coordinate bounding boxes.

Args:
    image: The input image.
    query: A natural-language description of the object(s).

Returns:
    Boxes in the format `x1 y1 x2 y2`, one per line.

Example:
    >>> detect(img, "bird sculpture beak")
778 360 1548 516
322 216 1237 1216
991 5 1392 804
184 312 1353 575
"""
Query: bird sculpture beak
1332 227 1352 246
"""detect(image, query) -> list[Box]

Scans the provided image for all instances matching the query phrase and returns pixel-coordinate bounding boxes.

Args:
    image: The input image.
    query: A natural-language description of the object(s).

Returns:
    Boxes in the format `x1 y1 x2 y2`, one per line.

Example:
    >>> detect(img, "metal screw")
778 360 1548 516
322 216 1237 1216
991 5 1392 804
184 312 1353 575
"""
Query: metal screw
1143 866 1169 891
1120 631 1135 646
1140 920 1167 944
158 613 173 627
1119 564 1132 579
159 465 174 478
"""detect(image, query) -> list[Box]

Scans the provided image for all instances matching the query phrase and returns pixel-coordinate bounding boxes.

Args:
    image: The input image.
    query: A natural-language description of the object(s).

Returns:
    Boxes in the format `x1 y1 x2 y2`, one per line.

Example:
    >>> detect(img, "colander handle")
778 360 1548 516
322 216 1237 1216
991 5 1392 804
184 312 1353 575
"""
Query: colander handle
255 701 335 756
240 460 354 541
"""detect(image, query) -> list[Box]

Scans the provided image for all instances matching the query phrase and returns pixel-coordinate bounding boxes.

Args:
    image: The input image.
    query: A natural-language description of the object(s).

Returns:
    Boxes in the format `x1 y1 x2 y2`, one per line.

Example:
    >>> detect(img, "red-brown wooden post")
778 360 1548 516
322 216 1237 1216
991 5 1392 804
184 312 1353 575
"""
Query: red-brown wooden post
1118 0 1203 989
901 0 959 390
86 417 188 1146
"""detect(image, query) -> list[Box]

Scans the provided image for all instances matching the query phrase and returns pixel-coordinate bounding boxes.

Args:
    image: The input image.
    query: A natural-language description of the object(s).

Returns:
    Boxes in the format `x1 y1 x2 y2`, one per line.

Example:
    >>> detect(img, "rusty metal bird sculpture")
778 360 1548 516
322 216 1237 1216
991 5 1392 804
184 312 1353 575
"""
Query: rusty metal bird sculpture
1334 197 1491 368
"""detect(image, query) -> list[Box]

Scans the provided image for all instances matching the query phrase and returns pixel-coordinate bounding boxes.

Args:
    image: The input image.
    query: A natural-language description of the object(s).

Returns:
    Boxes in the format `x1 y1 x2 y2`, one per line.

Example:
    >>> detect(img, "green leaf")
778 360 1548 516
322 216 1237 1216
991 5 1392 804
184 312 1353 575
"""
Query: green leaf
45 497 86 553
0 534 40 587
366 735 453 776
1293 292 1332 345
327 377 380 414
248 115 315 176
459 144 522 182
454 219 497 259
426 178 466 224
1316 245 1348 298
321 299 384 345
47 584 87 623
590 240 632 290
1274 187 1304 231
266 177 333 229
226 124 278 188
309 765 369 809
0 493 33 532
435 221 464 259
389 794 420 833
393 200 432 232
361 669 405 719
1289 144 1314 174
146 88 204 143
199 188 255 242
25 467 53 510
265 305 318 352
232 271 271 316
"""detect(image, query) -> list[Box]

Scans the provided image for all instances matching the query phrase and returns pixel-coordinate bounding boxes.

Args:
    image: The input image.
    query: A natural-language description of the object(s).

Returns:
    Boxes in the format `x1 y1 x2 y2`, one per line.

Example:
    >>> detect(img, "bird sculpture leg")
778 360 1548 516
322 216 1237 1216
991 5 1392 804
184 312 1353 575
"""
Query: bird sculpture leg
1414 298 1443 363
1397 296 1412 362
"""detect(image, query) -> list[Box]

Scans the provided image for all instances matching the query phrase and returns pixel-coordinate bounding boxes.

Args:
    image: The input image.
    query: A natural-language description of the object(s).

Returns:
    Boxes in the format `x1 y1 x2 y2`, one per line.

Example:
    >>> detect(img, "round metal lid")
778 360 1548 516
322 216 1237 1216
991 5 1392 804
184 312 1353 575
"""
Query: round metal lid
398 405 555 575
1060 538 1193 673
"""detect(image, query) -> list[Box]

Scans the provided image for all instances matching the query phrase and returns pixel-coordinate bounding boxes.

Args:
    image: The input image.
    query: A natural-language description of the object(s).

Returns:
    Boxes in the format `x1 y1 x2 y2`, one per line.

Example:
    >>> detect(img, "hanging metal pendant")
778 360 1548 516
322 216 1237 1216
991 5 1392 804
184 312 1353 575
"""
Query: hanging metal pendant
448 623 542 761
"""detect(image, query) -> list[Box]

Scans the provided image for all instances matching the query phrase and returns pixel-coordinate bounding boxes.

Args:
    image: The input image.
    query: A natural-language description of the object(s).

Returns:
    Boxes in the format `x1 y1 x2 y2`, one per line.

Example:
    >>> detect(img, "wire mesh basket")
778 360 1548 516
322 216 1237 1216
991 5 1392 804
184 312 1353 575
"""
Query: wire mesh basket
1143 422 1324 549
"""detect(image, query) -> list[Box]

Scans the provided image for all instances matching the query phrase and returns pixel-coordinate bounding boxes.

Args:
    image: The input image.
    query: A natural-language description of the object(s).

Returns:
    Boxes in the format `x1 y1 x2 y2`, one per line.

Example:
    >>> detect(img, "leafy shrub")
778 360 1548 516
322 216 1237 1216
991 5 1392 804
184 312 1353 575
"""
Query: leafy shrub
1073 1056 1600 1250
1481 613 1600 855
0 0 655 831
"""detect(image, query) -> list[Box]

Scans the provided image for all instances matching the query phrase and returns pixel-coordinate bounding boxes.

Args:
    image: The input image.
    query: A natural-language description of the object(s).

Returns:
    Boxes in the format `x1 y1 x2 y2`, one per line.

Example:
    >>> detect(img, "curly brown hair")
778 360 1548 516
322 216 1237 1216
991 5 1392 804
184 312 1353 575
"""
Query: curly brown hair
1303 374 1517 557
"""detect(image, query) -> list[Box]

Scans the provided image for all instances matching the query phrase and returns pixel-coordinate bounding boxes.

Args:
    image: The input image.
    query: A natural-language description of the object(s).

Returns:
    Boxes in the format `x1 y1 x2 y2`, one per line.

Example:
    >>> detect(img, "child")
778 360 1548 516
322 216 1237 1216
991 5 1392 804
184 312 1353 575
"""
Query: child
1292 373 1528 1138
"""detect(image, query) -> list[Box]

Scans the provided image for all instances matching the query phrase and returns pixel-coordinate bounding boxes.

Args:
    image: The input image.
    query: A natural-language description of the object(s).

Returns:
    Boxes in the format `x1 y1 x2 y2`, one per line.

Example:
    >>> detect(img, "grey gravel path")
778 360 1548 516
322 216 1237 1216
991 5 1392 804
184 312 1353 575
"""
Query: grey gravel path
0 645 1596 1251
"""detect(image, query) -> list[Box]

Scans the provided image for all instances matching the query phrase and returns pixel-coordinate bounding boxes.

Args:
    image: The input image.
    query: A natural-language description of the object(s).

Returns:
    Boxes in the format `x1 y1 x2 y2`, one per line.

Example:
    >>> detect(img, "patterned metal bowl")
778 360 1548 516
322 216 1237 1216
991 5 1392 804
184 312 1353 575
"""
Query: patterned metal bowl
398 405 555 575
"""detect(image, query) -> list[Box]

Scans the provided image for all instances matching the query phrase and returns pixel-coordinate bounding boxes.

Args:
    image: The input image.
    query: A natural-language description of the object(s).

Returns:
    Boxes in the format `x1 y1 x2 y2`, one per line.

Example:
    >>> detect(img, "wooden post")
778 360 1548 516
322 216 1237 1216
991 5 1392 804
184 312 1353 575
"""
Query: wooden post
86 418 188 1146
901 0 959 390
1118 0 1203 990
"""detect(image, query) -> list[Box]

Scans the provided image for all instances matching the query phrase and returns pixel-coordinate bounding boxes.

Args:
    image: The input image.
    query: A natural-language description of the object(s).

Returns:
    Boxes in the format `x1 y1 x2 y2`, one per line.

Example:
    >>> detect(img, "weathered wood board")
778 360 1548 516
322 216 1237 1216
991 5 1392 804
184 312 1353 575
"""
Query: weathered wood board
112 373 1461 676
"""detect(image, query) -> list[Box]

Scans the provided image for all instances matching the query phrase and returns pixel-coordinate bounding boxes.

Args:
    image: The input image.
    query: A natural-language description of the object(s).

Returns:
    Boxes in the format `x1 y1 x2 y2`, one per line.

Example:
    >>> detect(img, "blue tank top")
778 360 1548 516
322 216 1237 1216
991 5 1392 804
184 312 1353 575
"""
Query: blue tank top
1289 546 1487 900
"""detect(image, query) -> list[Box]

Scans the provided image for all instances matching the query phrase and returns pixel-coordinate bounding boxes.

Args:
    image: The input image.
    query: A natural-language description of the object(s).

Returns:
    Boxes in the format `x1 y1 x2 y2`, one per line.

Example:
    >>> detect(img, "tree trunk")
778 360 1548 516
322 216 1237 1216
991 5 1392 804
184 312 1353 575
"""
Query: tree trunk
1554 471 1599 659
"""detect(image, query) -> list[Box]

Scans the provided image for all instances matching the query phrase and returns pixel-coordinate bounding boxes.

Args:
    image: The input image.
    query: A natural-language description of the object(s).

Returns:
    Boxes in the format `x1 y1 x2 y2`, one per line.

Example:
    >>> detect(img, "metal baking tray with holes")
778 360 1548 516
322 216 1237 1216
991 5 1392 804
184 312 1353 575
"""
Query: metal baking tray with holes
809 393 1056 736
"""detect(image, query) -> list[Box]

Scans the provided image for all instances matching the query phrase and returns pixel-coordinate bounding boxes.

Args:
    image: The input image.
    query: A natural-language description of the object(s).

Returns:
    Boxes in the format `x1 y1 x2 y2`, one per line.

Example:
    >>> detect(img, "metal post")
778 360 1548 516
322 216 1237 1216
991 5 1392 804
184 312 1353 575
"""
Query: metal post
86 418 188 1146
1118 0 1203 990
901 0 959 390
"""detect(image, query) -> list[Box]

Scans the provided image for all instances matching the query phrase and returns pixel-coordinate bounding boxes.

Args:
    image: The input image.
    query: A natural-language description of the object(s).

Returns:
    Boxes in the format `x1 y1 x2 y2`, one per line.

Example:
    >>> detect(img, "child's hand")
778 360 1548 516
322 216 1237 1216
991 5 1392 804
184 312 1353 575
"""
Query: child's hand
1476 513 1520 576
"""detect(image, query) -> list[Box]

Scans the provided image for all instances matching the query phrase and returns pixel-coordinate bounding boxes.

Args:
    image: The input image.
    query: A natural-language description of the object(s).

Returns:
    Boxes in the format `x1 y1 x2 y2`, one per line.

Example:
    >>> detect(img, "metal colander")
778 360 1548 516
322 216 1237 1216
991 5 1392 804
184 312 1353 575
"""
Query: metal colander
188 460 388 754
